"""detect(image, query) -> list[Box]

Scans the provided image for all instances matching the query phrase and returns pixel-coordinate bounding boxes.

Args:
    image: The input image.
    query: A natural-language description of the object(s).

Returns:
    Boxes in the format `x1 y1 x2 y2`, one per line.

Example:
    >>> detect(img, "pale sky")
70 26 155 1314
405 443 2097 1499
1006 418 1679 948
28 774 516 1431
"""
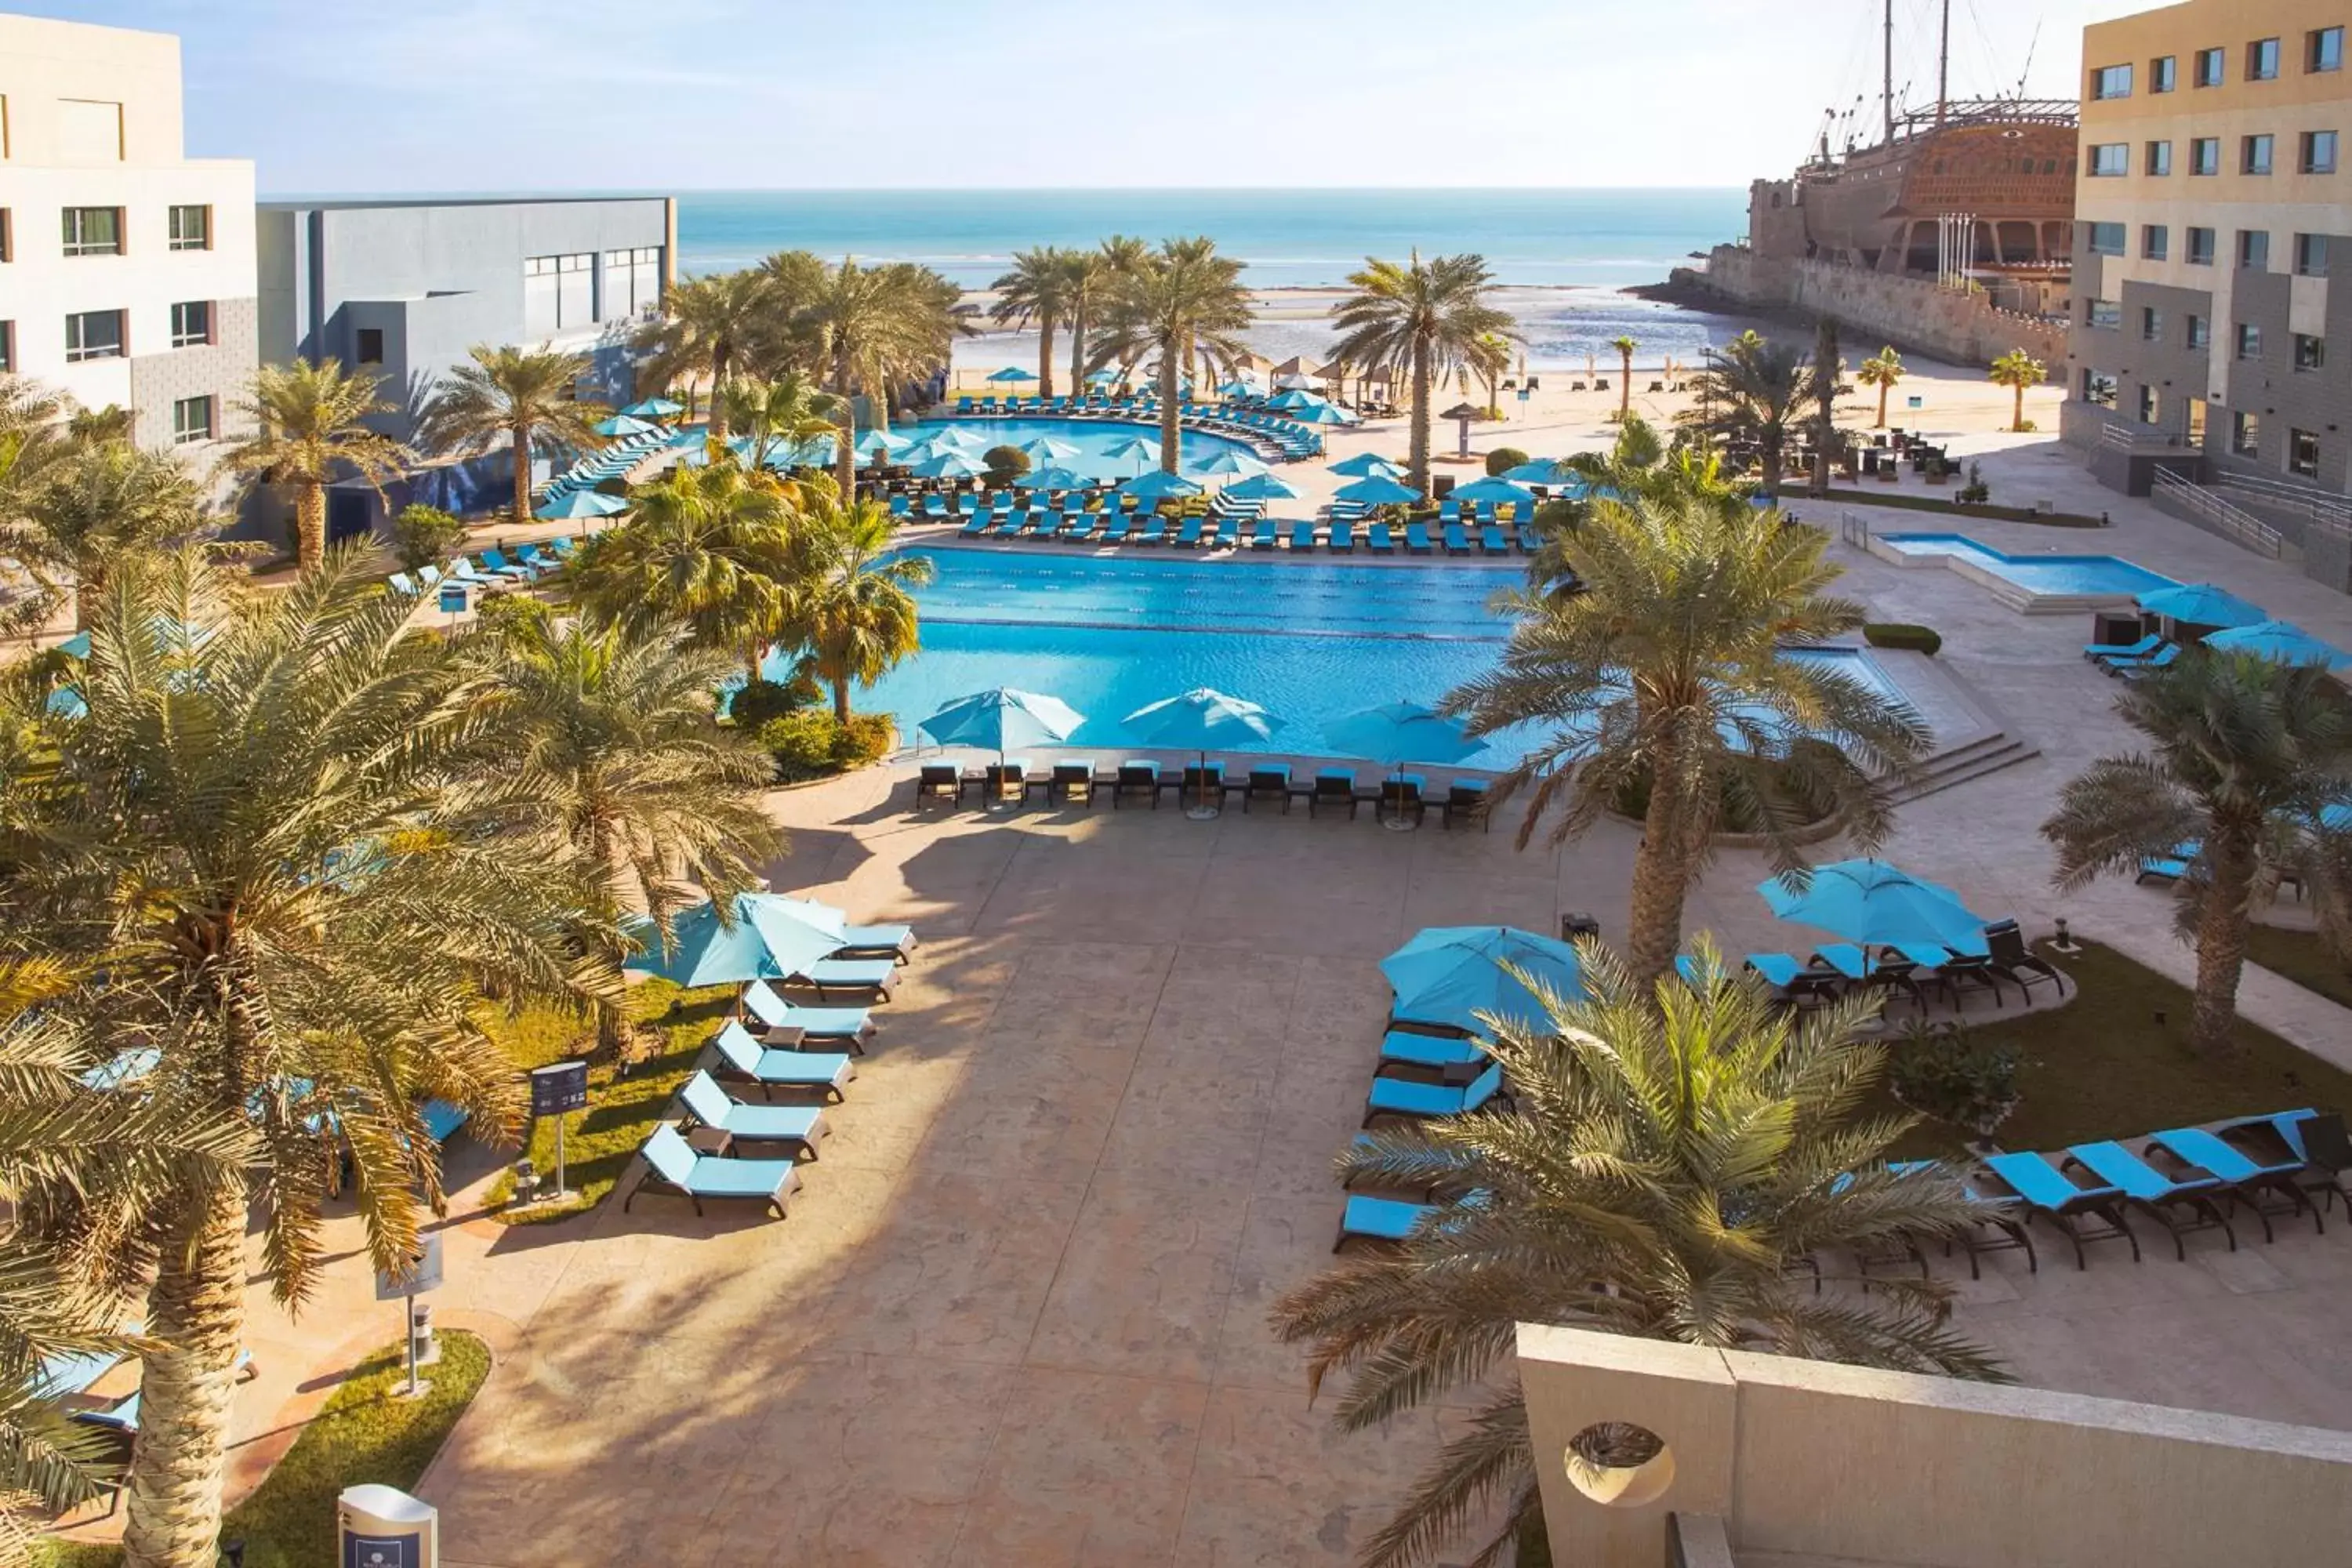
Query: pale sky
31 0 2151 193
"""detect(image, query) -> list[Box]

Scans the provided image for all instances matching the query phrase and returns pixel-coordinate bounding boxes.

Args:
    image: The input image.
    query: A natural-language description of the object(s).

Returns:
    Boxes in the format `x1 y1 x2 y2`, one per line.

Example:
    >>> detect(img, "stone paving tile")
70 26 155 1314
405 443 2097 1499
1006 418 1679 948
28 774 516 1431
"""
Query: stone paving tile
1026 1178 1249 1383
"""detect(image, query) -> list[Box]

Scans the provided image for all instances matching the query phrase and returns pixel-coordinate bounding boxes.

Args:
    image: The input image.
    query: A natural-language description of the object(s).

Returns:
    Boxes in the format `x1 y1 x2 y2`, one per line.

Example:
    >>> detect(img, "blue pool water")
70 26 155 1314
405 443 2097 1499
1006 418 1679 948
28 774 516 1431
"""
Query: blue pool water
916 417 1274 484
1876 533 2177 597
780 550 1911 771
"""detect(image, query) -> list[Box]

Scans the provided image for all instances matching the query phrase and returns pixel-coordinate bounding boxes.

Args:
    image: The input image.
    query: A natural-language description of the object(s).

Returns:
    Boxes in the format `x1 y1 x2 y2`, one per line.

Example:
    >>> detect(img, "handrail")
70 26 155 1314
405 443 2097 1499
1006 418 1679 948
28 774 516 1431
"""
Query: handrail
1839 509 1871 550
2211 471 2352 535
2151 470 2285 558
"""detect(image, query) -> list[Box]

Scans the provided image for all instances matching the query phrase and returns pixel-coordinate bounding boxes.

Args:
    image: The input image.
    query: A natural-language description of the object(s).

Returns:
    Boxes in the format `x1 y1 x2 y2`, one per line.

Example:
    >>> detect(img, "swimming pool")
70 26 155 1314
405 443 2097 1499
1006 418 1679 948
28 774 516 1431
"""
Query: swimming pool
1868 532 2176 608
915 417 1271 484
776 550 1915 771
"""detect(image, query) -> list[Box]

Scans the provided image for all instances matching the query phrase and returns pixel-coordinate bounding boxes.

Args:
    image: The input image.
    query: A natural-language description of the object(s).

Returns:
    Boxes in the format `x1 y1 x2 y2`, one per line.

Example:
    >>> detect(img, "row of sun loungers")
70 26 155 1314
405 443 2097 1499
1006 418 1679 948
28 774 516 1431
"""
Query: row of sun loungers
946 399 1323 458
625 926 916 1221
2082 633 2181 679
917 760 1490 826
1733 923 2064 1014
539 430 670 501
388 539 581 600
926 505 1540 557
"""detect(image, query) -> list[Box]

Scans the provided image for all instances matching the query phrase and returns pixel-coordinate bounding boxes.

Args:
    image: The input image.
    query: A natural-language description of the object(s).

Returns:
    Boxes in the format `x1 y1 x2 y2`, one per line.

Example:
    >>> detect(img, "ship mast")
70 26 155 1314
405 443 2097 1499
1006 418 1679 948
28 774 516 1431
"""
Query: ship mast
1882 0 1894 142
1936 0 1951 125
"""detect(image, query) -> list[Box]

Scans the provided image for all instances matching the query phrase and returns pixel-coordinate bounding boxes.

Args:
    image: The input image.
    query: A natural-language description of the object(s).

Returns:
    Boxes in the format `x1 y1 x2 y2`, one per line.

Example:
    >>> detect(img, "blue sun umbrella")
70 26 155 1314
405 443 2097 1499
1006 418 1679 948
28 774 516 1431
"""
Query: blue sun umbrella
2201 620 2347 667
1267 389 1318 411
1017 434 1082 463
57 631 92 660
623 892 848 988
855 429 914 462
535 489 629 521
2134 582 2263 626
1290 402 1355 426
620 397 684 419
1501 459 1575 486
591 413 660 440
45 685 87 720
1329 452 1403 479
986 365 1034 386
1323 701 1482 772
1194 448 1269 479
1017 465 1091 491
1450 477 1540 511
910 449 988 481
1085 367 1123 387
1759 858 1990 956
1119 470 1203 502
1216 380 1257 398
1335 475 1422 506
918 687 1086 763
1221 471 1301 503
1381 926 1584 1035
1123 687 1285 756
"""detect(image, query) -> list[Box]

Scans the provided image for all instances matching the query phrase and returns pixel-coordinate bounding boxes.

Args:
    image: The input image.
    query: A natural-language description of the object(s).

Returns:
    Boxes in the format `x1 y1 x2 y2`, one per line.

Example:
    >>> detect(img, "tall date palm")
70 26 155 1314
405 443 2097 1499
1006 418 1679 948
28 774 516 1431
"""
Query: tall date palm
1086 238 1254 474
1676 331 1812 500
808 257 967 499
216 360 411 569
788 493 934 724
568 459 799 673
989 247 1074 399
631 269 776 441
1327 253 1515 495
416 344 612 527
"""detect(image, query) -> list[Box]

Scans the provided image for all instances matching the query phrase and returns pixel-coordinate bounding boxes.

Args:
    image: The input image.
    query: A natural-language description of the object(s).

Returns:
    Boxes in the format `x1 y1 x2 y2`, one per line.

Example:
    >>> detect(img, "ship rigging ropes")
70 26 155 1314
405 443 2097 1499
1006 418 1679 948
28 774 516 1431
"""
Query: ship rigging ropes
1814 0 2065 157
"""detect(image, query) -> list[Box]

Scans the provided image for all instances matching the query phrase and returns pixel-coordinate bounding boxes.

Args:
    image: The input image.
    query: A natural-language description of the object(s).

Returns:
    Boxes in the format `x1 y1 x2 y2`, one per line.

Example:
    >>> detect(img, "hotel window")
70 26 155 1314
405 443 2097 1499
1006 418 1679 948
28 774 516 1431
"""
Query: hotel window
2234 410 2261 456
167 205 210 251
2082 369 2118 407
523 252 594 337
2151 54 2177 92
2143 224 2169 260
60 205 122 256
2295 333 2326 371
2296 232 2330 276
0 321 11 373
2190 136 2220 175
2237 321 2263 359
2291 428 2321 477
2243 134 2274 175
2146 140 2172 175
2142 306 2165 340
2088 143 2129 177
2187 227 2216 265
171 395 213 446
2187 314 2212 349
169 300 210 348
2088 299 2122 329
2091 64 2133 99
2087 221 2125 256
2240 229 2270 270
355 327 384 365
64 308 124 361
2194 45 2225 86
2302 130 2338 173
2313 27 2345 73
600 245 664 321
2249 38 2282 81
2139 384 2161 423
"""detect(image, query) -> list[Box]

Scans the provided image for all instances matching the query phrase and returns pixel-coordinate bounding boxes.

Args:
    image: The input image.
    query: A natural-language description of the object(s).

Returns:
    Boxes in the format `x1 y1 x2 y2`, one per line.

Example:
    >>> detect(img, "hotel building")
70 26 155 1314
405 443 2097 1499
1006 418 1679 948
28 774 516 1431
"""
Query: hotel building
0 13 258 457
2067 0 2352 493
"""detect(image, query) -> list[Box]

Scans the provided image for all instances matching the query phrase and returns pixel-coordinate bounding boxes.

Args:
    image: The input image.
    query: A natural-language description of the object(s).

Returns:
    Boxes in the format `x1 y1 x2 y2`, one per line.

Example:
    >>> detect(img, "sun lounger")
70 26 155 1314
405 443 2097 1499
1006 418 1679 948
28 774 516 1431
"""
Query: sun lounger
1480 525 1510 556
1883 1159 2038 1276
387 572 419 596
739 979 878 1051
709 1021 856 1102
1334 1194 1434 1250
957 513 991 537
780 956 899 1002
1375 773 1427 826
1378 1029 1485 1071
834 922 917 963
1438 499 1462 524
1178 760 1227 810
1307 768 1362 818
1404 523 1433 554
1174 517 1204 548
1101 514 1132 545
1367 522 1396 554
1363 1062 1506 1127
1439 779 1487 831
1112 759 1160 808
1979 1151 2140 1269
1289 520 1316 550
1136 515 1170 546
983 758 1031 805
2142 1126 2319 1236
1240 763 1292 811
2085 633 2161 662
2214 1108 2352 1213
1443 524 1471 555
1250 518 1277 550
2061 1140 2237 1258
2111 643 2182 678
626 1122 800 1219
677 1070 827 1161
1050 759 1098 806
2135 847 2193 884
1982 919 2066 1000
1328 519 1357 552
916 762 965 809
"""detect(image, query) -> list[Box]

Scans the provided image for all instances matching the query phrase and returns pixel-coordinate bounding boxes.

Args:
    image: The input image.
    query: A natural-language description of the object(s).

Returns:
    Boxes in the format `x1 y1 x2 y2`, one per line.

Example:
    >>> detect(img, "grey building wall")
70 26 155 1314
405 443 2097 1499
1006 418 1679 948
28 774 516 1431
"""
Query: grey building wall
253 197 671 441
126 294 259 451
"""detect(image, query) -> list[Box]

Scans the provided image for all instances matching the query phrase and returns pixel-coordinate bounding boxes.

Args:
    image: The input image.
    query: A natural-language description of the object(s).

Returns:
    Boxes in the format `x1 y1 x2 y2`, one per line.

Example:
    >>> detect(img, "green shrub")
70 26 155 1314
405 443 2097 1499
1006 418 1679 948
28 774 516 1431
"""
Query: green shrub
1531 497 1581 533
389 503 469 572
760 712 840 782
1864 622 1944 655
728 677 804 732
1485 446 1530 477
1955 461 1991 505
982 445 1031 488
475 592 551 640
1609 750 1838 833
1889 1020 2022 1134
833 713 896 768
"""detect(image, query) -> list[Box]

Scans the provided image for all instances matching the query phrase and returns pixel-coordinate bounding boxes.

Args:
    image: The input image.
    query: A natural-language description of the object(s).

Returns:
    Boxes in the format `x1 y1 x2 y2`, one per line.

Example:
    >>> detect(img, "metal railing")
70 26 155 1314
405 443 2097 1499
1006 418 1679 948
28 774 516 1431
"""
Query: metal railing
2211 470 2352 534
2151 470 2286 558
1839 509 1871 550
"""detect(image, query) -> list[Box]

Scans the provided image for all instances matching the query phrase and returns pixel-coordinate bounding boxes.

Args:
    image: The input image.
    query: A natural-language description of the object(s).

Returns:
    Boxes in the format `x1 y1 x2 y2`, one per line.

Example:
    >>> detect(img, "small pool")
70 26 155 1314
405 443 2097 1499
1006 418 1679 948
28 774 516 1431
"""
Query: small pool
916 416 1272 484
774 551 1917 771
1872 532 2176 601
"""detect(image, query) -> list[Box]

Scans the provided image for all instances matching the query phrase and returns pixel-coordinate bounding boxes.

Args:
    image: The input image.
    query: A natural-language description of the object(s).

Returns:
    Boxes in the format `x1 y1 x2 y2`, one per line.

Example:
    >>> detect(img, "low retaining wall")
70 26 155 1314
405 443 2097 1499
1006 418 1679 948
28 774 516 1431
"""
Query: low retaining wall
1668 248 2068 369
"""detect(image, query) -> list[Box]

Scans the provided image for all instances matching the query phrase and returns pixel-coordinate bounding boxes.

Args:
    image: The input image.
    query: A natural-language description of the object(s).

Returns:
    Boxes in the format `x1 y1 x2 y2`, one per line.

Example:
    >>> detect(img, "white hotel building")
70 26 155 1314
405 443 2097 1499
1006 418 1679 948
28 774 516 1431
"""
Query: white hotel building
0 13 256 457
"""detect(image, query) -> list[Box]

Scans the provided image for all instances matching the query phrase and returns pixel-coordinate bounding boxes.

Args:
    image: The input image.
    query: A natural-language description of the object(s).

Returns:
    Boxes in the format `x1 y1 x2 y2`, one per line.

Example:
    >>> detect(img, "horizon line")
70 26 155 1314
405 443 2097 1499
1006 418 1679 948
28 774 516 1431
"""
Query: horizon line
255 183 1751 200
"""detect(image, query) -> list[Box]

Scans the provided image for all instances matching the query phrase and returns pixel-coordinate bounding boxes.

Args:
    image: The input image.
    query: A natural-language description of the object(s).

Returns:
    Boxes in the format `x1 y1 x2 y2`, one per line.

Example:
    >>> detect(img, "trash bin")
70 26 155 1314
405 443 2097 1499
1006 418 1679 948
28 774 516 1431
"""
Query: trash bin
1560 913 1600 942
339 1483 437 1568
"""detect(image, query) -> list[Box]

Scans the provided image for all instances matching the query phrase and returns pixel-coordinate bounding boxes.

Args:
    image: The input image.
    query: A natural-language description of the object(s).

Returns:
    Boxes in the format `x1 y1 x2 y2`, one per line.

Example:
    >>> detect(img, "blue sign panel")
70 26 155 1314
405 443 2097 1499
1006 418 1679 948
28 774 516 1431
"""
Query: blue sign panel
437 585 469 615
530 1059 590 1116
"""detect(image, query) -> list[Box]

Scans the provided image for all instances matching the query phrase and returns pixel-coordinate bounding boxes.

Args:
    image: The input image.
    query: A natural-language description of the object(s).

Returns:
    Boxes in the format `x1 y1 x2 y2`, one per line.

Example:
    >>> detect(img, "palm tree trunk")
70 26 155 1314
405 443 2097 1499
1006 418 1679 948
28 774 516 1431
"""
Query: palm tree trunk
1759 429 1784 500
707 349 732 445
1618 349 1632 421
832 677 851 724
2190 830 2258 1055
1625 773 1697 993
296 477 327 570
512 416 535 525
2011 383 2025 432
1037 314 1058 401
1875 383 1890 428
1160 347 1181 474
1408 342 1433 495
1068 300 1089 394
121 1180 249 1568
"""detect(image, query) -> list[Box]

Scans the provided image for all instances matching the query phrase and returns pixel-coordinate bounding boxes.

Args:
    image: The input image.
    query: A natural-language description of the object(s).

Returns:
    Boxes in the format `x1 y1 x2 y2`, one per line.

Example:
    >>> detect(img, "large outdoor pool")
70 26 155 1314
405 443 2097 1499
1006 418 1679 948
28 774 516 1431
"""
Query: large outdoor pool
1873 532 2177 598
775 550 1915 771
915 416 1274 482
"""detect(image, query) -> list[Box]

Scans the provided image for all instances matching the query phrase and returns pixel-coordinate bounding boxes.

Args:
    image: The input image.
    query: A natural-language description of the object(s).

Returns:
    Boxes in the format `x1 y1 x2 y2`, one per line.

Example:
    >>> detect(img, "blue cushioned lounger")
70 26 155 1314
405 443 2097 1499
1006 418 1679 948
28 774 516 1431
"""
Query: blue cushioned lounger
1363 1063 1504 1126
1405 523 1433 554
1251 518 1276 550
2144 1126 2318 1236
1174 517 1203 547
958 514 990 536
2085 633 2161 662
626 1122 800 1218
1335 1194 1433 1250
1137 515 1169 546
784 957 899 1001
1443 523 1470 555
2062 1140 2237 1258
710 1021 856 1102
1980 1151 2139 1268
740 979 877 1050
2111 644 2181 678
1100 514 1131 544
1329 519 1357 552
677 1069 827 1160
1480 525 1510 555
1378 1029 1485 1070
834 922 916 961
1289 520 1316 550
1367 523 1395 554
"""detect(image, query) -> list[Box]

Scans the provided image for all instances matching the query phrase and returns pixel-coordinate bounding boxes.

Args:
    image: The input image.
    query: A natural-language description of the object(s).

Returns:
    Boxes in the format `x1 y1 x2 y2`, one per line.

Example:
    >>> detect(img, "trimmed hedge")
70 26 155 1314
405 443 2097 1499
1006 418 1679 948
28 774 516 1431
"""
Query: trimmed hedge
757 710 897 782
1485 446 1530 477
1864 622 1944 655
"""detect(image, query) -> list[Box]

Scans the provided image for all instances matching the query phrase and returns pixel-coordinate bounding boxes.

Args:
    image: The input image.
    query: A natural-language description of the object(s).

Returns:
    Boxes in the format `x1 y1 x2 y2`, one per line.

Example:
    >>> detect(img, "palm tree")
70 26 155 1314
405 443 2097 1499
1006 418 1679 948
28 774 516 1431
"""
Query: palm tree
0 439 203 628
0 546 613 1566
787 493 934 723
1809 317 1844 499
1058 249 1113 395
1443 490 1927 988
1989 347 2046 432
216 360 411 569
416 345 611 528
722 372 846 483
1471 332 1512 418
1857 346 1904 429
1326 253 1515 495
989 247 1073 399
1087 238 1256 473
1676 331 1812 500
479 616 782 1047
1272 942 2003 1568
808 258 967 499
568 458 799 673
2042 650 2352 1055
1610 334 1639 422
630 269 775 441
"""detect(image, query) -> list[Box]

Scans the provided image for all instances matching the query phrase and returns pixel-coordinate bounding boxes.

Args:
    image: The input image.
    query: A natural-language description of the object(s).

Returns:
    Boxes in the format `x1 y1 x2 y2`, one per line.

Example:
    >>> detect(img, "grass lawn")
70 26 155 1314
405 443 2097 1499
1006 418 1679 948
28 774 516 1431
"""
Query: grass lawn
38 1332 490 1568
481 977 738 1225
2244 920 2352 1012
1892 940 2352 1156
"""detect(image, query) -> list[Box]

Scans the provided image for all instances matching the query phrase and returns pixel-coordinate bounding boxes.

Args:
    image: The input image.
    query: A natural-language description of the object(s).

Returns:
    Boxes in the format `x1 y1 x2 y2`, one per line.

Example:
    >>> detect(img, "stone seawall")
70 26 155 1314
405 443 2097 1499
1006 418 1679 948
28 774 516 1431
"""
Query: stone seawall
1655 246 2069 370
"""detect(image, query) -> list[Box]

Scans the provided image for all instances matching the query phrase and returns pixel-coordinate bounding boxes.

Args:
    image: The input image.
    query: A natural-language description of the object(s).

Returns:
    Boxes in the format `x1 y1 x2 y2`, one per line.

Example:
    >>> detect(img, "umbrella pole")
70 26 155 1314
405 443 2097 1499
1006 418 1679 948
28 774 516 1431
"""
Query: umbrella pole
1186 746 1221 821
